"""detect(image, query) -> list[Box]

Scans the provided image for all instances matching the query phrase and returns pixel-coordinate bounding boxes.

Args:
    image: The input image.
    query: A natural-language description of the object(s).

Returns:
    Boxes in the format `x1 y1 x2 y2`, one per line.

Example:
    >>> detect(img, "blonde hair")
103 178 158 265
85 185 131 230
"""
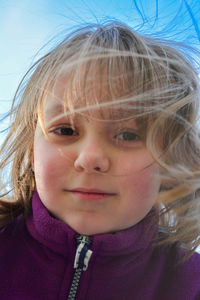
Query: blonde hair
0 21 200 256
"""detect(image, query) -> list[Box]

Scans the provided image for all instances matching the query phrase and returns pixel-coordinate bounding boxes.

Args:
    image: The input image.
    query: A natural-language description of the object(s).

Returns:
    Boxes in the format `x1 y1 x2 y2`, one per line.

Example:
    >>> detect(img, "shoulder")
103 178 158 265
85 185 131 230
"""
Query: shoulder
153 242 200 276
0 215 24 233
157 242 200 267
150 243 200 299
0 216 33 275
0 216 27 252
171 247 200 280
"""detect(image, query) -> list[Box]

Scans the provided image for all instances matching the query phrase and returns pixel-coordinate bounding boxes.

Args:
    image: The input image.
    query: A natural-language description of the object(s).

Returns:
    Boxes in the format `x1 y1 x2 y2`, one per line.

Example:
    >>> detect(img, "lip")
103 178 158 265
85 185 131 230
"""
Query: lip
66 187 116 200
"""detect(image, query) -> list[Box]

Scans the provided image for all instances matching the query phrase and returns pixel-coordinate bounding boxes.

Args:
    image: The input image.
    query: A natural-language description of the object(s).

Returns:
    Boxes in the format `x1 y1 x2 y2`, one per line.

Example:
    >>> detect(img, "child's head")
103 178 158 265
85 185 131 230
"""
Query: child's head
1 21 200 249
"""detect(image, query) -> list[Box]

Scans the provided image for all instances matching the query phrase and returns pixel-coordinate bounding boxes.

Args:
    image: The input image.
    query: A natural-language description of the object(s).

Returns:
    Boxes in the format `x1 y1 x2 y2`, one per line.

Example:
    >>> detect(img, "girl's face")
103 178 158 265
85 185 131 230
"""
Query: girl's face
33 83 161 235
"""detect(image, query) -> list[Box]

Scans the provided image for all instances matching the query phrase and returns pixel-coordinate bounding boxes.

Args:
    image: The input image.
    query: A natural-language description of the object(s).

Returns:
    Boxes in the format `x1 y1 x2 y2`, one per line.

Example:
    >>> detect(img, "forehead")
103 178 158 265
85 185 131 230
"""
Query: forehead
44 99 138 122
42 68 139 121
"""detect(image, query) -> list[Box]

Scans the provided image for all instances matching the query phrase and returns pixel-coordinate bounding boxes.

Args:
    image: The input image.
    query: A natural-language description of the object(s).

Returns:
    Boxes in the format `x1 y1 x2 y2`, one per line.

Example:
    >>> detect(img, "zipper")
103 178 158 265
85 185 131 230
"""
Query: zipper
67 235 93 300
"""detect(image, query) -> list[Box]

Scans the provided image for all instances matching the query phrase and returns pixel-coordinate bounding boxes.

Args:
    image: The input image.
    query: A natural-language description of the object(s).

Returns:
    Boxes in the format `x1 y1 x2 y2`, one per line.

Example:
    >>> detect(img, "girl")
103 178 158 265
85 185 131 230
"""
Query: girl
0 21 200 300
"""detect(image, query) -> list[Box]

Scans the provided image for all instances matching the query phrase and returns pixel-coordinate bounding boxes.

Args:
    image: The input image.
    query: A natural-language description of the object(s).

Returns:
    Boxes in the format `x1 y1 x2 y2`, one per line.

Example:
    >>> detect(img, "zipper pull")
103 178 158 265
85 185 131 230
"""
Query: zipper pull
74 235 93 271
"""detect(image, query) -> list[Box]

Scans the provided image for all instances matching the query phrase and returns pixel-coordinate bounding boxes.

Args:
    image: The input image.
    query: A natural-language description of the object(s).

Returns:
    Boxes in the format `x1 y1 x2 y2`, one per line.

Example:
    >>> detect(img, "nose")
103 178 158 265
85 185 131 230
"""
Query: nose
74 140 110 173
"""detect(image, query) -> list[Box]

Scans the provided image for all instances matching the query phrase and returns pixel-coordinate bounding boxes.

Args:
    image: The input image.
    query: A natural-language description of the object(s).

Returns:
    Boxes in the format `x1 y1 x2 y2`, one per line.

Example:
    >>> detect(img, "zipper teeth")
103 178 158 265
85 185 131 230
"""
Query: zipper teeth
67 235 92 300
67 268 82 300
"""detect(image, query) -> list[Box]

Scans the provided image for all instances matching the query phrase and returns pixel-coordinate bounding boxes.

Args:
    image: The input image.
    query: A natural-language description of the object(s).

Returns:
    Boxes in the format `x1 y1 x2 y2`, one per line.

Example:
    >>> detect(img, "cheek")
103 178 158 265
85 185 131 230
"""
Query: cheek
34 144 75 187
115 149 155 177
117 150 160 194
115 163 160 229
122 164 161 203
134 167 160 192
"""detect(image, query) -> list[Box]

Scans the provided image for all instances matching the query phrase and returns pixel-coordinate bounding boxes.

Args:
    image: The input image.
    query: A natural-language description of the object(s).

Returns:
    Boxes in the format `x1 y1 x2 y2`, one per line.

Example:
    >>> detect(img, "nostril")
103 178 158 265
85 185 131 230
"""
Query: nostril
94 167 101 171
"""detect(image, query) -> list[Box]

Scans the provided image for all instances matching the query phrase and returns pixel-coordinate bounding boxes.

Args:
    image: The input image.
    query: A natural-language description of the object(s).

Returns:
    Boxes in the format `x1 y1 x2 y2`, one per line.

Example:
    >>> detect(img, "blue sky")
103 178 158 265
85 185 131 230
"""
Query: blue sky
0 0 199 123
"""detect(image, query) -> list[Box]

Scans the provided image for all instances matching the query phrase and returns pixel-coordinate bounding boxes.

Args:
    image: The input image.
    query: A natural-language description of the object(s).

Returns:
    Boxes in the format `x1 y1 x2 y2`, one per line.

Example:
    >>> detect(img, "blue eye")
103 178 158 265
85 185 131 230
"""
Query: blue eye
116 131 140 141
53 127 78 136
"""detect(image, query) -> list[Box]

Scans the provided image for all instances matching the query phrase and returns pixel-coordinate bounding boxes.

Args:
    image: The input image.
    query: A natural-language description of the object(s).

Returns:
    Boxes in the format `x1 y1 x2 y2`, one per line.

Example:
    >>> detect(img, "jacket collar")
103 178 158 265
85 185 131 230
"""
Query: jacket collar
26 190 158 257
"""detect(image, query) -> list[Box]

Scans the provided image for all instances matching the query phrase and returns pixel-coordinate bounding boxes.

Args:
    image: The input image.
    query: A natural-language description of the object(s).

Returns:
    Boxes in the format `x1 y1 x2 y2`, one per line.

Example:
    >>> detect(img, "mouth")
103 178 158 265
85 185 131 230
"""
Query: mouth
66 188 117 201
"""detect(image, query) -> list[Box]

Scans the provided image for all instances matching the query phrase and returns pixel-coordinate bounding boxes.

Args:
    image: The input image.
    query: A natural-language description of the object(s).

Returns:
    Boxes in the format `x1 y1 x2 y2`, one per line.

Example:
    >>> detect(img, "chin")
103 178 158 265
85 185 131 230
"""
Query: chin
69 222 112 236
73 227 105 236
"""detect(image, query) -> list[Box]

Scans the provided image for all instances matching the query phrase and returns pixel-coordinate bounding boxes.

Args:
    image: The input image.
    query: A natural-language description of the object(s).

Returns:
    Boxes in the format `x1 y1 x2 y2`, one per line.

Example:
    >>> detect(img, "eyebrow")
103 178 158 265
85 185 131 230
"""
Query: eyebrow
45 103 66 117
44 101 139 123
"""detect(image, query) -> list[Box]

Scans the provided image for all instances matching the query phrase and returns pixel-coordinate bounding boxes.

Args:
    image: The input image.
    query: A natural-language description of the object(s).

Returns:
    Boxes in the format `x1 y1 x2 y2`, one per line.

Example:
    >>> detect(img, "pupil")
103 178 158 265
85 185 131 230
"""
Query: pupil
123 132 134 140
61 128 74 135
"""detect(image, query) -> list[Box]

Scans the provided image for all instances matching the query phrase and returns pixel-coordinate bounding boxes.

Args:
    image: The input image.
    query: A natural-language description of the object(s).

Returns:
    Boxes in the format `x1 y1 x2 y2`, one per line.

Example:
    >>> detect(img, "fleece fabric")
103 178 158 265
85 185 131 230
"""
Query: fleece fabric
0 190 200 300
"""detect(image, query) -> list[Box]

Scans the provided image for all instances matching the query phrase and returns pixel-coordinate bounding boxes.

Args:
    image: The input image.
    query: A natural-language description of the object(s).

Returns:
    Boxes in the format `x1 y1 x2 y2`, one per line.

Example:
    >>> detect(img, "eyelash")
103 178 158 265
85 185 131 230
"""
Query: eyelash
52 126 78 136
115 131 140 142
50 125 141 143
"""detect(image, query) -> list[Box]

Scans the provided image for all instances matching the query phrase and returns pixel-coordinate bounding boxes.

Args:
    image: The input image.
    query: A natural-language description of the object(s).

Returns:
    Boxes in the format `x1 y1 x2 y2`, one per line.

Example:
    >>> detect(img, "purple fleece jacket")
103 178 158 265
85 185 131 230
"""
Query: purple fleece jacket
0 190 200 300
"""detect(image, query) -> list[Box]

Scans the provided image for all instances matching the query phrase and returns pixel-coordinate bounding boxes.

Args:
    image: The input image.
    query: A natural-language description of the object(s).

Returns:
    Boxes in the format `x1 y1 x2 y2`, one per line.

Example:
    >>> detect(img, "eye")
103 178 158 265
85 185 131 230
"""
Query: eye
115 131 140 142
52 126 78 136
